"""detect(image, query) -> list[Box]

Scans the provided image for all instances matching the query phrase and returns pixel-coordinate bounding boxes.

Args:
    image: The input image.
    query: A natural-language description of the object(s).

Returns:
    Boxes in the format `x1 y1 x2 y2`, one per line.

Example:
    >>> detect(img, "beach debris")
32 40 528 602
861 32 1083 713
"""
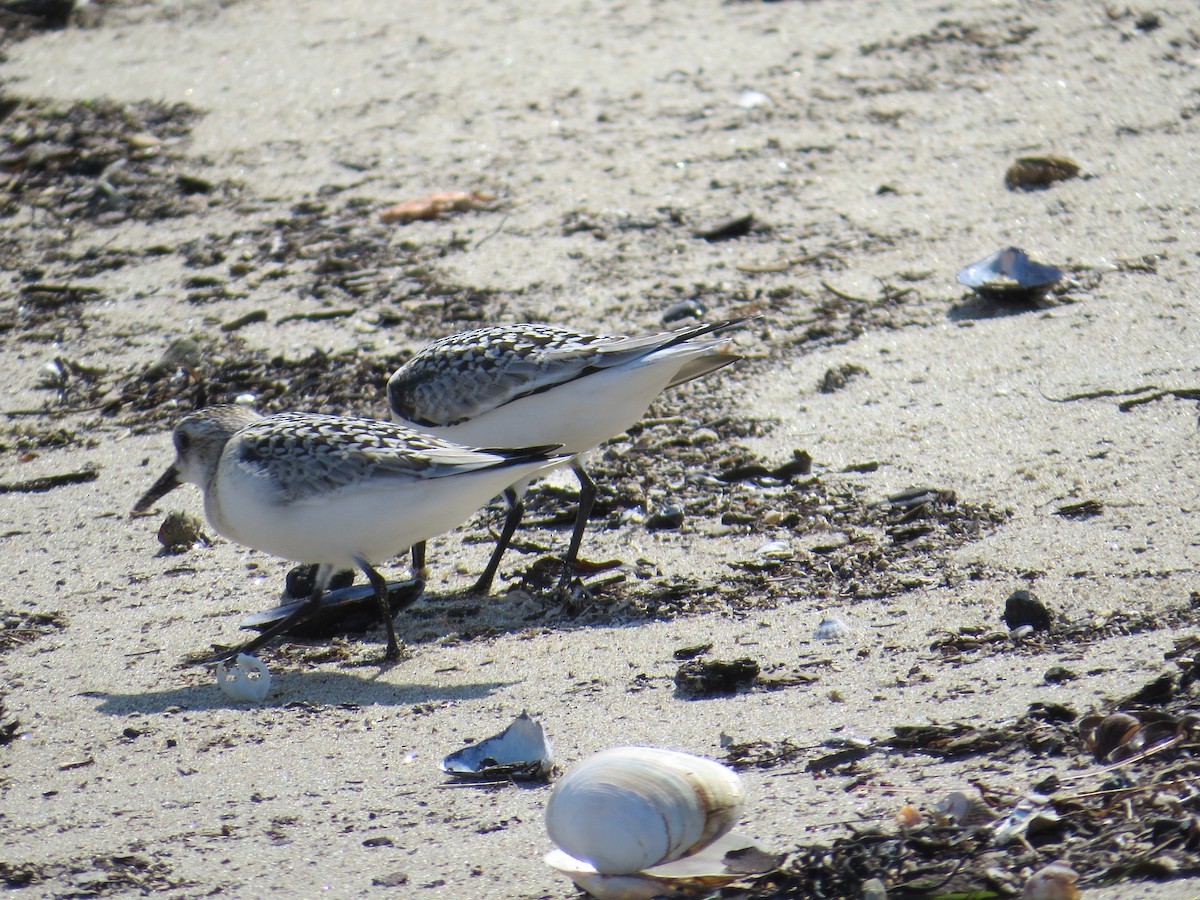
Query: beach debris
1005 155 1081 191
718 450 812 483
993 797 1062 847
644 504 685 531
956 247 1064 303
736 90 771 109
661 298 706 324
933 789 999 827
156 509 210 552
544 747 775 899
675 657 760 696
216 653 271 702
813 615 851 642
817 363 868 393
378 190 495 224
1021 861 1079 900
1079 709 1196 762
672 642 712 660
754 540 791 559
1053 498 1103 518
239 577 424 638
441 712 553 781
894 803 923 828
1003 589 1053 633
695 214 755 242
0 695 19 746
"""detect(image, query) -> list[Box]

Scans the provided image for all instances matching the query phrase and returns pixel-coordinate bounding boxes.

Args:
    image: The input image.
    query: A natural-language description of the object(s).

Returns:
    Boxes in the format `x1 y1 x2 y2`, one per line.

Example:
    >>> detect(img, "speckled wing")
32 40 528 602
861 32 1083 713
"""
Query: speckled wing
388 319 748 427
228 412 552 505
387 324 622 426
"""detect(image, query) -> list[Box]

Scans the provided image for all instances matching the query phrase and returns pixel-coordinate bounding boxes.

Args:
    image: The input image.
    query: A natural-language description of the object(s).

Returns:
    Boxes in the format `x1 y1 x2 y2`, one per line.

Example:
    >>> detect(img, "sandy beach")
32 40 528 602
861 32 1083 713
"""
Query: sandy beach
2 0 1200 897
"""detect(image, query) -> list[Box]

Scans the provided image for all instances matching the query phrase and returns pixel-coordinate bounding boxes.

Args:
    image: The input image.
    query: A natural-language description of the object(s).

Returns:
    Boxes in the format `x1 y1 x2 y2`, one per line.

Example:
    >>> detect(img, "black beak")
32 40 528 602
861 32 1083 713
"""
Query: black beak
133 464 182 514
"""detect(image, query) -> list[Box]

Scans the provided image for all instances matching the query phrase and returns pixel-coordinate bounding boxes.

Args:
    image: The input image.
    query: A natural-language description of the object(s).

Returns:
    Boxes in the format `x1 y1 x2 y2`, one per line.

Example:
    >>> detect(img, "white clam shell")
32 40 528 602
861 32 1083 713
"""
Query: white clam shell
216 653 271 702
545 746 744 875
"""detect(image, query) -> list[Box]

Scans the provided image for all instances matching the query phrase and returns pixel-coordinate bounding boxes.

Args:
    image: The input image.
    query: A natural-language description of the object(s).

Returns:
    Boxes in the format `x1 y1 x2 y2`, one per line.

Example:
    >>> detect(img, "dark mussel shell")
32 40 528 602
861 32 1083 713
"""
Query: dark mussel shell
239 578 425 637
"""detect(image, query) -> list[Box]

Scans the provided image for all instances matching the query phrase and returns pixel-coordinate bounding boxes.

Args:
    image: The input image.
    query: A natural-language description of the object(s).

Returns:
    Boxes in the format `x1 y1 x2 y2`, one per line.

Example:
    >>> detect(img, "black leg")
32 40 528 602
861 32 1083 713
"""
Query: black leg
411 541 427 578
472 488 523 595
207 563 333 663
356 557 412 661
558 462 597 591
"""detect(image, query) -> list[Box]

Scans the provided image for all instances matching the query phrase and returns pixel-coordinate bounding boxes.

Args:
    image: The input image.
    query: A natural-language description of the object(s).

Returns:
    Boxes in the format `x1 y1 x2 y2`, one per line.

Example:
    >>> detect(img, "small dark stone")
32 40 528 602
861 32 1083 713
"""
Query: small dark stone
645 505 685 531
1043 665 1077 684
1002 589 1052 631
694 214 755 242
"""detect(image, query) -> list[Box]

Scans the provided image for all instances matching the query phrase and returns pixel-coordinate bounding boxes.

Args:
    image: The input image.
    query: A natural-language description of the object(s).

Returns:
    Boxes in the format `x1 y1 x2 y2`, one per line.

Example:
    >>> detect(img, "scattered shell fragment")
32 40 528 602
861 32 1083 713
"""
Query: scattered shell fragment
156 510 210 552
217 653 271 702
934 789 999 826
545 831 771 900
993 803 1061 846
441 712 553 781
736 90 771 109
546 747 743 873
755 540 791 559
957 247 1064 303
239 578 425 638
1005 156 1080 191
1021 862 1080 900
378 190 496 224
813 615 852 642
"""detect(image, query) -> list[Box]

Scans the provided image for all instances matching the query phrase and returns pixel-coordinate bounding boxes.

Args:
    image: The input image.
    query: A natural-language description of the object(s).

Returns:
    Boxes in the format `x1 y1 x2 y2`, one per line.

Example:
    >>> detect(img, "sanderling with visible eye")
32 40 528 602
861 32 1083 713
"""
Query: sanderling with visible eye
133 405 567 660
386 317 752 594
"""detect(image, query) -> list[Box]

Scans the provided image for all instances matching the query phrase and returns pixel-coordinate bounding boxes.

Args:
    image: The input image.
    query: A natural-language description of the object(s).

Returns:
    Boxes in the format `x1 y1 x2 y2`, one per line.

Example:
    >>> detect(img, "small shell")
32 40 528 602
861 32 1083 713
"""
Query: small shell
217 653 271 702
545 747 743 874
1021 862 1080 900
441 712 553 780
813 615 851 642
957 247 1063 302
1081 712 1141 760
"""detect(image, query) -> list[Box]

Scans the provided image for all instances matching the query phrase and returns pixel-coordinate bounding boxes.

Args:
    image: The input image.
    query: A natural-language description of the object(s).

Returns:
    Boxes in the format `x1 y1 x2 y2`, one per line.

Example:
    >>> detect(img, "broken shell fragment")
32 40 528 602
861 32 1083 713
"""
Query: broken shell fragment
378 190 496 224
239 578 424 638
544 831 768 900
545 747 744 875
217 653 271 702
1021 861 1080 900
957 247 1063 303
441 712 553 781
813 615 852 642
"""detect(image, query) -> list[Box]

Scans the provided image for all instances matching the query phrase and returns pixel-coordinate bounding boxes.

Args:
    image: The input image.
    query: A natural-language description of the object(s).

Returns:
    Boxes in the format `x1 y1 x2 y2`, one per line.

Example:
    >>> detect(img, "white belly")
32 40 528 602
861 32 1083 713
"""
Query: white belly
205 457 559 566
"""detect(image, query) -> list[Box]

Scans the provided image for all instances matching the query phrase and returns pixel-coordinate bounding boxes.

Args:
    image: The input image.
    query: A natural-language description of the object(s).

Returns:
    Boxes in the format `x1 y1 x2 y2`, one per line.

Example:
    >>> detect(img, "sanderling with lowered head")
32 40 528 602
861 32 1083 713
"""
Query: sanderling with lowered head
133 405 567 660
386 317 751 593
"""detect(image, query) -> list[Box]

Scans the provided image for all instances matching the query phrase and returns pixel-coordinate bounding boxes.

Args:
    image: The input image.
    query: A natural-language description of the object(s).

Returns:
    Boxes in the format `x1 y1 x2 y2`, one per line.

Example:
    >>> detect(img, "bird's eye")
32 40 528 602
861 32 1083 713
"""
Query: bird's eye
175 432 191 454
